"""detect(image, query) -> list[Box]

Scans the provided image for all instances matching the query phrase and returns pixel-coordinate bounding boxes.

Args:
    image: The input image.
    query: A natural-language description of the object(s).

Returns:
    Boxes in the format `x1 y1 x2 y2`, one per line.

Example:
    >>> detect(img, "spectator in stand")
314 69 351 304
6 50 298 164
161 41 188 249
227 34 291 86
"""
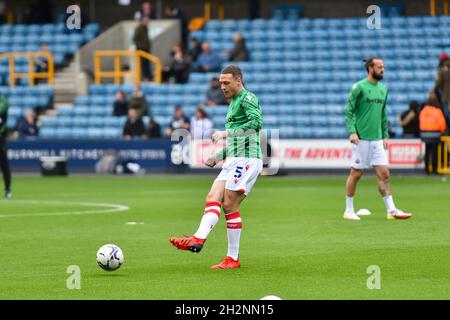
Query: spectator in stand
134 2 156 21
435 53 450 117
35 43 50 84
113 90 128 117
438 53 449 69
166 105 190 137
205 77 227 106
16 109 39 139
192 42 221 73
190 106 214 140
147 117 161 138
128 84 148 117
133 17 152 81
397 100 421 138
162 43 191 84
419 92 447 174
225 32 249 62
35 43 49 73
123 108 146 140
164 5 189 46
188 38 202 63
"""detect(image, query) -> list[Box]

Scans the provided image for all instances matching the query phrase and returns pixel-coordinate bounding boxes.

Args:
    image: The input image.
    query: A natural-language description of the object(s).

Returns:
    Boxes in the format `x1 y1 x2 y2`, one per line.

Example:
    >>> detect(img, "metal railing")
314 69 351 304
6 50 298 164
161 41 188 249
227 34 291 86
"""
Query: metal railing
204 0 224 21
94 50 161 85
430 0 449 16
438 136 450 174
0 51 54 87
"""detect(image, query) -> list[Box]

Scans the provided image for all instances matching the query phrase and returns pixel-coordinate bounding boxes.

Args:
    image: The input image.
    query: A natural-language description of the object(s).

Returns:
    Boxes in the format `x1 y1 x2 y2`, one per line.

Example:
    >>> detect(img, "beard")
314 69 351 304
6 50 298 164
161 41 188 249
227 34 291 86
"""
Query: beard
373 71 383 80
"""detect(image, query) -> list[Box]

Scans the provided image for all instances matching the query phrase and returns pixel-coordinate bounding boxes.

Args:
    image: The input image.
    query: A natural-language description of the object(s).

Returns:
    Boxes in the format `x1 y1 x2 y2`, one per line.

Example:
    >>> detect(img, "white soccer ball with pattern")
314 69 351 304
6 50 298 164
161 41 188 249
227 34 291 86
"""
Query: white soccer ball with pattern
96 244 124 271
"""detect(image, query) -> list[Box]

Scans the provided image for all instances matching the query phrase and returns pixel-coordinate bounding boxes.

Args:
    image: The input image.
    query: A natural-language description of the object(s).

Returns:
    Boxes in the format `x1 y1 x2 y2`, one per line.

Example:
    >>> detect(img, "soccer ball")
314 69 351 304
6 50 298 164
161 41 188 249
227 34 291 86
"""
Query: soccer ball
356 209 372 216
260 295 282 300
96 244 124 271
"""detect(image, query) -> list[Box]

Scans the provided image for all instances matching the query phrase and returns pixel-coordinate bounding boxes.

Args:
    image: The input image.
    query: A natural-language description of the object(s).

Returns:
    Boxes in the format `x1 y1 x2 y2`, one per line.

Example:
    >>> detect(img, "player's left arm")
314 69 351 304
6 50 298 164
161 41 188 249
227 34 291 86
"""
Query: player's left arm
381 91 389 149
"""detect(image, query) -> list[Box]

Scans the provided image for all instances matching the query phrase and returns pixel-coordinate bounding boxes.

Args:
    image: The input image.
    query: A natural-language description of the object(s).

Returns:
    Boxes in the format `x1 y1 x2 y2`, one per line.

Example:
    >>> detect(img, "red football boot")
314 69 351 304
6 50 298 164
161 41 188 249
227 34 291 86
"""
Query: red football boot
169 235 205 253
211 256 241 270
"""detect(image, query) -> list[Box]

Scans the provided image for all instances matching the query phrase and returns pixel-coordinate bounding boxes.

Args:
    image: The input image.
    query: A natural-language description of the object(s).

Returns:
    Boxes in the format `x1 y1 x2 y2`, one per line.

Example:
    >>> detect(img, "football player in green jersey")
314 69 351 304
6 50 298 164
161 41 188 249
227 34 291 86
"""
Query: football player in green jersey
170 65 263 269
344 57 411 221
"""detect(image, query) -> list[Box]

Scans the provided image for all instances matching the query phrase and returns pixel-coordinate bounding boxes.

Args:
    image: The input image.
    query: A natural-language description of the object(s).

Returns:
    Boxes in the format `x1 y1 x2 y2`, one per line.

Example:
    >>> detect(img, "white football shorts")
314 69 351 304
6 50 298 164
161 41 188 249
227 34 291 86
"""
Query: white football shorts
350 140 388 170
215 157 263 196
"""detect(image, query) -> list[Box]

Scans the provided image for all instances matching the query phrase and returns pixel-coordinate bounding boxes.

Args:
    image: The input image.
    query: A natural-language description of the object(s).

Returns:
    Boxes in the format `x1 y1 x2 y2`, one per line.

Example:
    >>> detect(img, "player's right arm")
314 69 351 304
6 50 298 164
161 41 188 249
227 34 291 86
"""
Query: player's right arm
345 83 361 144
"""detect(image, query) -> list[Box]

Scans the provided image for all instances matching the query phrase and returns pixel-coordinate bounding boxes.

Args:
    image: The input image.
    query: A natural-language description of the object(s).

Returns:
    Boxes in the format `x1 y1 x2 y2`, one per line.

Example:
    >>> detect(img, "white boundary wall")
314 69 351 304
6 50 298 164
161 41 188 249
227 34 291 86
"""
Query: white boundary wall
189 139 424 169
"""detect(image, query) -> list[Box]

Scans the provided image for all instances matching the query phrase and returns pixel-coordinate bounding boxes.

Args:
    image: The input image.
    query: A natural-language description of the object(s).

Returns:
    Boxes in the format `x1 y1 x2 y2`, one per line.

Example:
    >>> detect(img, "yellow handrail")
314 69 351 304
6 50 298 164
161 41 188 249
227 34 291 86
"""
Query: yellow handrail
438 136 450 174
94 50 161 85
0 51 54 87
431 0 449 16
204 1 224 21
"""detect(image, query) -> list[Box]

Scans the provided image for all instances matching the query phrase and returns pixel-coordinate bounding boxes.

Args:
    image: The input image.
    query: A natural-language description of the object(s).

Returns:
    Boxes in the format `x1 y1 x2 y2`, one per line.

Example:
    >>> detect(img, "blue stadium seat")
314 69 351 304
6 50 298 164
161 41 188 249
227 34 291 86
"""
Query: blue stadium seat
310 115 328 126
72 117 87 127
103 127 122 138
264 115 279 127
56 128 72 138
277 105 295 115
75 96 90 105
71 127 88 138
40 127 57 138
205 19 222 30
312 127 330 138
72 106 89 115
328 127 347 138
279 126 296 139
295 128 312 138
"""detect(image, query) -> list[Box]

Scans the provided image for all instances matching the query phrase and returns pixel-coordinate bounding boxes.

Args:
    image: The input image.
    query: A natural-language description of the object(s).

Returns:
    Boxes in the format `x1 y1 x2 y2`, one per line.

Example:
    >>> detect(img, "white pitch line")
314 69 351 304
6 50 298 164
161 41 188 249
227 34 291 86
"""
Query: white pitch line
0 200 130 218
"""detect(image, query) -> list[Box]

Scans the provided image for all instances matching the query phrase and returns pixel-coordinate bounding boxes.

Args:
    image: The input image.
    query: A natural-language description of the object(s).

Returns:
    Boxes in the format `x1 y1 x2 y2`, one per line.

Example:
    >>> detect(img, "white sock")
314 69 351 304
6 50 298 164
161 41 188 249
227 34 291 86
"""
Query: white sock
226 211 242 260
383 195 396 213
194 201 221 239
346 196 354 212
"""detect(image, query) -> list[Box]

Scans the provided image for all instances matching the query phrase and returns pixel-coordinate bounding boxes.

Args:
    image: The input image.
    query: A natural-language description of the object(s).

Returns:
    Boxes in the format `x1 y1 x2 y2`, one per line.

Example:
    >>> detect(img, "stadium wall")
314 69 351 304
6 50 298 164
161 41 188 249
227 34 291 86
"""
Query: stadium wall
7 139 425 173
6 139 187 173
8 0 432 29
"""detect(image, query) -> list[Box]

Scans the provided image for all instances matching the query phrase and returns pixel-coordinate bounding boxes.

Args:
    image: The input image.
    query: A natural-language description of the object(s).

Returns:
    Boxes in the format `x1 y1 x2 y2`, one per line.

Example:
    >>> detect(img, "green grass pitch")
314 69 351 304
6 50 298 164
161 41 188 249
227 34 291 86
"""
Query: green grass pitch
0 174 449 299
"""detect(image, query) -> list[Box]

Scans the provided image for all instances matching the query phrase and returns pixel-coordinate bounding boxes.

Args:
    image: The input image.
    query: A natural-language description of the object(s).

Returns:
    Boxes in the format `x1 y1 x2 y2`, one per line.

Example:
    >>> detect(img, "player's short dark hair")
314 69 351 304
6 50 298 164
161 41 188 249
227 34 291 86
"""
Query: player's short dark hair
363 57 381 72
221 65 243 81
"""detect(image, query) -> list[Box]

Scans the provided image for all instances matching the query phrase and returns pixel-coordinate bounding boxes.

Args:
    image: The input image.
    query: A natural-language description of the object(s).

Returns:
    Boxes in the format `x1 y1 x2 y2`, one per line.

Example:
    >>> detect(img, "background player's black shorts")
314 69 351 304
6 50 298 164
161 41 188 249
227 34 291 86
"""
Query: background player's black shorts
0 137 6 154
0 137 6 152
0 137 8 165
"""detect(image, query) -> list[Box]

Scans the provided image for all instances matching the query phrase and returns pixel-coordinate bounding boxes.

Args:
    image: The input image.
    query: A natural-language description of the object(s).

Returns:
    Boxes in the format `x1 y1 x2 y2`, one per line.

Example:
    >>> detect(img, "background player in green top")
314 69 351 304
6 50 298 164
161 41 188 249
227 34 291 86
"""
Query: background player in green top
0 94 12 199
344 57 411 221
170 65 263 269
